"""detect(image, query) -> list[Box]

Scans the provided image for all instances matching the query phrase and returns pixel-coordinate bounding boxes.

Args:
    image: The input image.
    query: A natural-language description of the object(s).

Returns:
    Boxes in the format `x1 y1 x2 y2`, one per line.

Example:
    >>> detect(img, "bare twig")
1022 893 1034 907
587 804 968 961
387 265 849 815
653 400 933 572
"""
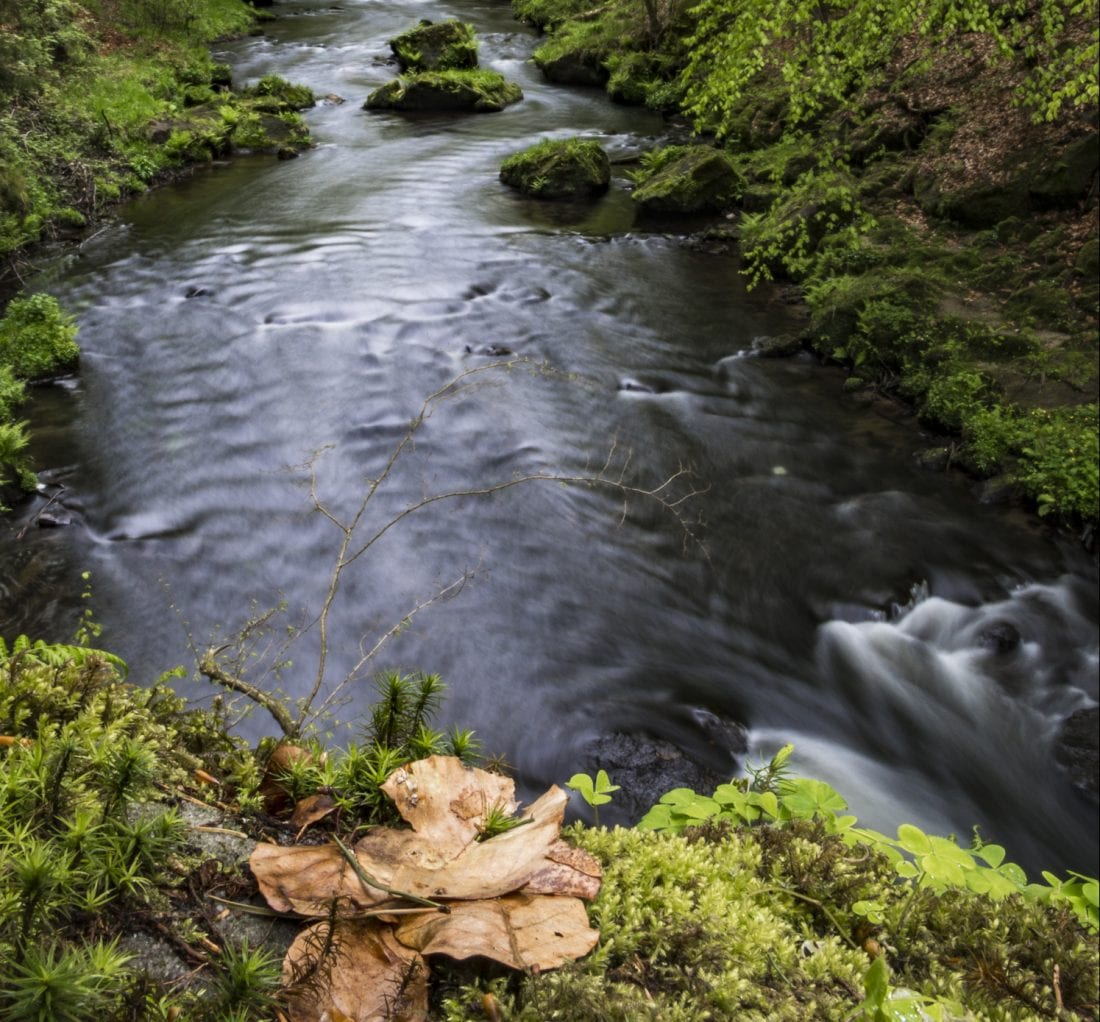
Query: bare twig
332 835 449 912
199 645 297 737
199 359 707 738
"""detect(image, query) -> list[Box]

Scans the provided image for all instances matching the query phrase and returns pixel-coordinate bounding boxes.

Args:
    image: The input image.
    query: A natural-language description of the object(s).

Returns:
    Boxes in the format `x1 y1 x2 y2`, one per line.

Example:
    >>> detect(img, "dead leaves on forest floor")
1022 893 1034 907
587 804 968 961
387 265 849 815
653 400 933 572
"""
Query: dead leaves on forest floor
248 755 601 1022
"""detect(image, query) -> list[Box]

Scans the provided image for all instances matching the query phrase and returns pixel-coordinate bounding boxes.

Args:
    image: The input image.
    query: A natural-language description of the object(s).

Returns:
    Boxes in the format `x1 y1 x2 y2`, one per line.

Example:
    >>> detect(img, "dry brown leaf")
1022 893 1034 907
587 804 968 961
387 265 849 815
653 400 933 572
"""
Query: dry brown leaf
394 893 598 971
291 793 338 831
250 843 391 916
520 840 602 900
381 755 516 858
260 743 316 814
355 787 568 901
283 918 428 1022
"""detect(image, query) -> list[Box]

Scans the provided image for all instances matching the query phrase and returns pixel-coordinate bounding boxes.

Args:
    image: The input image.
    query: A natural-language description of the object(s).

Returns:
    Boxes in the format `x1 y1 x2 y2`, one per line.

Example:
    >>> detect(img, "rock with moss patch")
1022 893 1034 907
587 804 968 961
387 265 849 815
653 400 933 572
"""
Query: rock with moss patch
500 138 610 200
365 71 522 113
631 146 744 214
532 37 608 87
241 74 315 112
1027 132 1099 210
389 20 479 72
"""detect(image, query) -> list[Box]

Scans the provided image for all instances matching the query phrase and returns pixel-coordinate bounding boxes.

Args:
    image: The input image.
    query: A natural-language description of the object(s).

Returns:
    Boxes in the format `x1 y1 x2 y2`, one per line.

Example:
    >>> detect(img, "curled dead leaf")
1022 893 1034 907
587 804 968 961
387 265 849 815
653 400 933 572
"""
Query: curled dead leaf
381 755 516 858
394 894 598 971
250 842 392 916
520 839 602 900
283 918 428 1022
291 793 338 831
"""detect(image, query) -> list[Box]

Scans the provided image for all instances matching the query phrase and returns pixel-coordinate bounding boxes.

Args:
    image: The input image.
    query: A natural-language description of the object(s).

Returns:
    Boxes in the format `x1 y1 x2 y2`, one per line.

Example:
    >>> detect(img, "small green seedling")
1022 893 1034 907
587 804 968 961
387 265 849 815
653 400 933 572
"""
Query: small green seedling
566 770 620 827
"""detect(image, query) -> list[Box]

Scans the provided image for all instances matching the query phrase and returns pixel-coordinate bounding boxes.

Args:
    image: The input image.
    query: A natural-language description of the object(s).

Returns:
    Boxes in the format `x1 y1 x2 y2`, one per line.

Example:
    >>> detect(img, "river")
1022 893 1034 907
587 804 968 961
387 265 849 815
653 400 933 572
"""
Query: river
3 0 1097 875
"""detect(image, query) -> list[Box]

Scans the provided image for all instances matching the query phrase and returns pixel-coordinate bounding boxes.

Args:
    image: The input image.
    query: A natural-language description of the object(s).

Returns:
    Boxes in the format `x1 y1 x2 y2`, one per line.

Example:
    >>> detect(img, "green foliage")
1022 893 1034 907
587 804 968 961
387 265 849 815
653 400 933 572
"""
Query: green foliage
261 671 487 828
681 0 1099 141
0 633 265 1016
566 769 619 825
740 159 876 284
638 745 1099 934
450 743 1098 1020
966 404 1099 520
242 74 315 111
0 420 34 500
2 940 132 1022
0 293 79 381
0 291 79 499
389 20 479 72
207 941 281 1018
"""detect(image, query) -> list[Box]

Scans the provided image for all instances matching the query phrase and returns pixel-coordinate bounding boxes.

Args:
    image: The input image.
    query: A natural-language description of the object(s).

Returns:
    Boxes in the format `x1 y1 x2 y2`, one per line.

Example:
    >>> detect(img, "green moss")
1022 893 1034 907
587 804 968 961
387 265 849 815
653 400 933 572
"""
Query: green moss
389 20 479 72
0 634 263 1017
241 73 315 111
0 293 79 381
365 70 523 113
631 145 744 213
500 137 611 200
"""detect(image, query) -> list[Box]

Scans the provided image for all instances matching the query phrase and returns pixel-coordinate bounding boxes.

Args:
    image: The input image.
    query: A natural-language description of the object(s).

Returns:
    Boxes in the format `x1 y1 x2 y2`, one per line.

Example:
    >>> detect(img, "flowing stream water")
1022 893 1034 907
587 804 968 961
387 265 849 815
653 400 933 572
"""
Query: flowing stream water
3 0 1097 874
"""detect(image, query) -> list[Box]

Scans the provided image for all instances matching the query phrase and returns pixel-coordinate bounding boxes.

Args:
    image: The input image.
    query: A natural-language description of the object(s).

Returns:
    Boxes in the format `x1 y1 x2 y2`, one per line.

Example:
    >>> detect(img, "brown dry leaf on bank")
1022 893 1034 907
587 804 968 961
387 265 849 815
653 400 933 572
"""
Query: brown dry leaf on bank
250 756 602 1021
381 755 517 856
282 918 428 1022
394 893 599 970
250 841 390 917
290 793 339 832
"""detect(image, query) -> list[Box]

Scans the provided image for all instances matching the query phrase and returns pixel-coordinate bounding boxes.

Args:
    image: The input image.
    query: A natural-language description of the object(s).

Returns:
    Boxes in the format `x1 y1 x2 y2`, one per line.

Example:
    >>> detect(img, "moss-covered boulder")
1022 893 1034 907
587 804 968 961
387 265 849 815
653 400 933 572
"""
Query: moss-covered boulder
364 71 523 113
389 19 478 72
631 146 744 214
499 138 610 200
532 33 608 87
240 74 315 112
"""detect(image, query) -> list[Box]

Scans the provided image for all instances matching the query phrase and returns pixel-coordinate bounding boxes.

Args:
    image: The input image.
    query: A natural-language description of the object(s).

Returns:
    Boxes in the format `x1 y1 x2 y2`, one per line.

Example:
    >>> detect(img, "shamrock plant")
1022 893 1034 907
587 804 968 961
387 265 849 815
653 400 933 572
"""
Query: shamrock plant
639 744 1099 933
566 770 619 826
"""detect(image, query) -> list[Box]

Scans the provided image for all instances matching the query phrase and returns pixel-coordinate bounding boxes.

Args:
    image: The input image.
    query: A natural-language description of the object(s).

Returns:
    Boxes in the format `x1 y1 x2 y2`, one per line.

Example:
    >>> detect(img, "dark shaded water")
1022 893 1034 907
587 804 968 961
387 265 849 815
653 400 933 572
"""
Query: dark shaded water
3 0 1097 873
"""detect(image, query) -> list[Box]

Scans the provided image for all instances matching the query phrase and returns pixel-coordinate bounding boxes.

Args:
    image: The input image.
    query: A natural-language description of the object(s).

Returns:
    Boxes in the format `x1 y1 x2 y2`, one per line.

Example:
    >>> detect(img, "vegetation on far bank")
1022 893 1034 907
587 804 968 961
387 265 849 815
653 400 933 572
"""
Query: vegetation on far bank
0 0 316 500
517 0 1100 528
0 635 1096 1020
1 0 1096 527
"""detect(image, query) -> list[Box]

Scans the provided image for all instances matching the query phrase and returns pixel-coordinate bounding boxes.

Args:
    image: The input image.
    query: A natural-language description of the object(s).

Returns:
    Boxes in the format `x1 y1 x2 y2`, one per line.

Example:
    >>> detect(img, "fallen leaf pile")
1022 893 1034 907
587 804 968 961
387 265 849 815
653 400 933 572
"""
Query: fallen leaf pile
248 755 602 1021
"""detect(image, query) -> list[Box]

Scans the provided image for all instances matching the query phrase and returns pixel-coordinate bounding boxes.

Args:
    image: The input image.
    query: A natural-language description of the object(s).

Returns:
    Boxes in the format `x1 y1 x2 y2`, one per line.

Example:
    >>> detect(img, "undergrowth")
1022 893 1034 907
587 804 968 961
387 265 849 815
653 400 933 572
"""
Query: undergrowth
2 634 1097 1019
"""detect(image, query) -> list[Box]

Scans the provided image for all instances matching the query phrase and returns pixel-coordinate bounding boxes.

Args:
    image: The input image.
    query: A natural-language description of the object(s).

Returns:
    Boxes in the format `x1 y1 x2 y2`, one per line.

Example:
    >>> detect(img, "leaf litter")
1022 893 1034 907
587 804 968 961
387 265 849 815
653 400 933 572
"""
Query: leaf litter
248 755 601 1021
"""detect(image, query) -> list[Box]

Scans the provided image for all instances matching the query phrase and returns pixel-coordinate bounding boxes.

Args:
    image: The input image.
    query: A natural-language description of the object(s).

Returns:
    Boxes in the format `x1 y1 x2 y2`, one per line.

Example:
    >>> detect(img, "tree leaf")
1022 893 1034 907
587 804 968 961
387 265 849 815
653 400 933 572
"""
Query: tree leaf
251 842 392 916
282 918 428 1022
394 893 598 971
381 755 517 859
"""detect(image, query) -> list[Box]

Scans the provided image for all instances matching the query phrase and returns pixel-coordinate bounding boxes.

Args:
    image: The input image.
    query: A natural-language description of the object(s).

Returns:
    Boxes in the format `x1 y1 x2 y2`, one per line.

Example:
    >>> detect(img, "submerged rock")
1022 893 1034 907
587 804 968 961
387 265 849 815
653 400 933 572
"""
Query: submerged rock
365 71 523 113
500 138 610 200
389 19 479 72
749 332 802 358
1056 706 1099 801
631 145 744 214
581 718 747 824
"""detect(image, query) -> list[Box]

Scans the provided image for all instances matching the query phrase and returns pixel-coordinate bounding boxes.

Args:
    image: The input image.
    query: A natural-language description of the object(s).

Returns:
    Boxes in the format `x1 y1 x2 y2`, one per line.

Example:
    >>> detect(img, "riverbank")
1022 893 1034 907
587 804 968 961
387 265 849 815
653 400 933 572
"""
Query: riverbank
516 0 1099 531
2 634 1096 1019
0 0 314 501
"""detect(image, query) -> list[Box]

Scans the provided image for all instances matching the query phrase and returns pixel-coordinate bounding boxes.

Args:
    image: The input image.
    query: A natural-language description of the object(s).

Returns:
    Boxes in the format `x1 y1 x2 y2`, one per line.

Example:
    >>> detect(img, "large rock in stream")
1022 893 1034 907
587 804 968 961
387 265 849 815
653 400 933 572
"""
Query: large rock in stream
631 145 744 214
500 138 610 200
365 70 523 113
389 19 479 72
